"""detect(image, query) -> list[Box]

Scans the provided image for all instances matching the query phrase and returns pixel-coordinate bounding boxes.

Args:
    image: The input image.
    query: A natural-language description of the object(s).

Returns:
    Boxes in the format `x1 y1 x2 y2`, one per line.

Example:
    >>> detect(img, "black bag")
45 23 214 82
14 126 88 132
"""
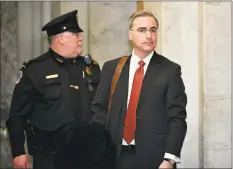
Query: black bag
54 122 116 169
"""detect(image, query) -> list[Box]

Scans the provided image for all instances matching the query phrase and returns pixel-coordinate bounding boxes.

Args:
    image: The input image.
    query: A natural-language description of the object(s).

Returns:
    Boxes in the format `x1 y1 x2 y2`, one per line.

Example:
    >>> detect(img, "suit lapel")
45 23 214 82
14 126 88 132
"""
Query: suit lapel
137 51 163 110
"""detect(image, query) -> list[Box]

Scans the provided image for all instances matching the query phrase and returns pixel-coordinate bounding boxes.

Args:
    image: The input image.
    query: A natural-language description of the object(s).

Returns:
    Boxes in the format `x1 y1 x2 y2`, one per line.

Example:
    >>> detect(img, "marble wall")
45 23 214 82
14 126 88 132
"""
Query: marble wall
88 2 136 67
202 2 231 168
1 1 18 121
1 2 18 167
161 3 201 168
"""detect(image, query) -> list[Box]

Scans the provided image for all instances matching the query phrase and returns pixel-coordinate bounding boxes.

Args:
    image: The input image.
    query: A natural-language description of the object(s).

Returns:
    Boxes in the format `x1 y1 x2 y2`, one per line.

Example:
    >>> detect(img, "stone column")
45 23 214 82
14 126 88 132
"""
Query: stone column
1 2 18 121
18 2 51 63
1 2 18 168
202 2 231 168
162 3 201 167
41 2 52 53
17 2 33 65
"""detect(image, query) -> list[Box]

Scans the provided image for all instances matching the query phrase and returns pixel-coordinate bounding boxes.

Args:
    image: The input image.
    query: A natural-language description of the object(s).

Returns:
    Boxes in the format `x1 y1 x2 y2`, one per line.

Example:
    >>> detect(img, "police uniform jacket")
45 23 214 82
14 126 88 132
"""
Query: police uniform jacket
6 48 101 158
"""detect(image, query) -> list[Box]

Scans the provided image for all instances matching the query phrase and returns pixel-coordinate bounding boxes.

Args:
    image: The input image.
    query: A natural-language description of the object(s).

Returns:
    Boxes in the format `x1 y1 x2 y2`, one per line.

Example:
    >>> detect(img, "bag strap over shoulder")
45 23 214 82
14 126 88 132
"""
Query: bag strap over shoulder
106 56 128 128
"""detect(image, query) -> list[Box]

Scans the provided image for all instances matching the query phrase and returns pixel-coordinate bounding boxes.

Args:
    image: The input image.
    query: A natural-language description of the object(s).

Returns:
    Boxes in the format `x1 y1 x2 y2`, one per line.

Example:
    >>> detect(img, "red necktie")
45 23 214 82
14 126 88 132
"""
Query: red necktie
123 60 145 144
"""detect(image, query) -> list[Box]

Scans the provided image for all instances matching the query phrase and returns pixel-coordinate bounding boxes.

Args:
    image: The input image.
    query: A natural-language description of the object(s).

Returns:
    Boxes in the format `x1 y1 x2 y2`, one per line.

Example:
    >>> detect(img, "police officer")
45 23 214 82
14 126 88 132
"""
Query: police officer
6 10 101 169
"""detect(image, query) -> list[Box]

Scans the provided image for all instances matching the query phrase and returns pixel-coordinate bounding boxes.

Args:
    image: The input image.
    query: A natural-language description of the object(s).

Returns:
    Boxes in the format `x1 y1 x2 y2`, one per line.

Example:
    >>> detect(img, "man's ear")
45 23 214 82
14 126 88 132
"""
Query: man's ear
57 34 64 45
128 30 133 41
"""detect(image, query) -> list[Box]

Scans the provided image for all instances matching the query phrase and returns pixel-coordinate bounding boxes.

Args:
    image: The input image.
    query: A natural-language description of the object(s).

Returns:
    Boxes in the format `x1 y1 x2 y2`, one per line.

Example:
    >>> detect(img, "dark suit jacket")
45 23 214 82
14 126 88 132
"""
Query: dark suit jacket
91 51 187 168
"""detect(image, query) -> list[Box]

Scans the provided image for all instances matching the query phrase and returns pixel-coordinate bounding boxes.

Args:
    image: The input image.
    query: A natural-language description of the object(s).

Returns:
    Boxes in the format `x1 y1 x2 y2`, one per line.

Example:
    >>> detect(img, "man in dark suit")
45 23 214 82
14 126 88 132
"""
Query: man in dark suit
91 10 187 169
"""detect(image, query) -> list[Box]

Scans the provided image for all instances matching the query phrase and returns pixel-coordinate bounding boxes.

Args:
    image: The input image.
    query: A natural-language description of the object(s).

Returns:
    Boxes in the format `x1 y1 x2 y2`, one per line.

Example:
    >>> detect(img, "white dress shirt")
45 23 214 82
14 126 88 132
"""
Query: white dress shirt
122 49 181 163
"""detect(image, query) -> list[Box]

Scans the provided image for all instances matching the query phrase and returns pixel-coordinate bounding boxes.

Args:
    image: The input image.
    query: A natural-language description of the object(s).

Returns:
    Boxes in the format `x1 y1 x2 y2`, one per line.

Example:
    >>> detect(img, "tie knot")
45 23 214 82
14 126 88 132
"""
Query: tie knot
139 60 145 67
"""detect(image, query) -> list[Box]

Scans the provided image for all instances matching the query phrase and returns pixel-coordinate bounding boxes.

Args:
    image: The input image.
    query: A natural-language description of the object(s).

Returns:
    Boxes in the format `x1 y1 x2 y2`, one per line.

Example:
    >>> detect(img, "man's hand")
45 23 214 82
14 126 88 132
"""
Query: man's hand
159 160 173 169
13 154 30 169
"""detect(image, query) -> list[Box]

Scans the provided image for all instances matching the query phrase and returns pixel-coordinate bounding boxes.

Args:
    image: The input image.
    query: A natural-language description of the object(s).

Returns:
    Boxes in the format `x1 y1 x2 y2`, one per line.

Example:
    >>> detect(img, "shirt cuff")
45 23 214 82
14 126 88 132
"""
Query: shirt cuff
164 153 181 163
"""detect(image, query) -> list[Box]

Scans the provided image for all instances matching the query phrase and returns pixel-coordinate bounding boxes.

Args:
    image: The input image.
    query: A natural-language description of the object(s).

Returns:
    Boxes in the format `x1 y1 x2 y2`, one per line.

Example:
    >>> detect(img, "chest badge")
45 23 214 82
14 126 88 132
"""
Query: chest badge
85 66 92 76
46 74 58 79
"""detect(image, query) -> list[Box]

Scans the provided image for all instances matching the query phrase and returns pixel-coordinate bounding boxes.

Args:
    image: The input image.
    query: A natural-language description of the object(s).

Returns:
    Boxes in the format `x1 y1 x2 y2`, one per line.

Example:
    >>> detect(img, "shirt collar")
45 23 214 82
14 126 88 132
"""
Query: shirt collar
131 49 154 66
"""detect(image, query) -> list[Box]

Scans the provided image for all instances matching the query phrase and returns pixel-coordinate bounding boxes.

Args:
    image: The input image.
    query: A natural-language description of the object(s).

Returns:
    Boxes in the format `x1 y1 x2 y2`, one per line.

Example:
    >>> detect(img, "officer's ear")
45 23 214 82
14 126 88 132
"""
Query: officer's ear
56 34 65 45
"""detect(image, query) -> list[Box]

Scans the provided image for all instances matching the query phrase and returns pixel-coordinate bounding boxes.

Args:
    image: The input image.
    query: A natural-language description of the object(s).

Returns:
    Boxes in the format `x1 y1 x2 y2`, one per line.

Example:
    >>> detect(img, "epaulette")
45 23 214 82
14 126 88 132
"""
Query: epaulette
20 54 47 70
20 59 35 70
93 60 99 67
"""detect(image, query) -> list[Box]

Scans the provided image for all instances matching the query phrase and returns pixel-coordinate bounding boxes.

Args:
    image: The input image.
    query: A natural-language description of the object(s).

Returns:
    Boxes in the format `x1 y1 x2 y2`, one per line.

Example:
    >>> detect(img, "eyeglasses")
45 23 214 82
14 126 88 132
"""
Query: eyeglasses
130 27 158 34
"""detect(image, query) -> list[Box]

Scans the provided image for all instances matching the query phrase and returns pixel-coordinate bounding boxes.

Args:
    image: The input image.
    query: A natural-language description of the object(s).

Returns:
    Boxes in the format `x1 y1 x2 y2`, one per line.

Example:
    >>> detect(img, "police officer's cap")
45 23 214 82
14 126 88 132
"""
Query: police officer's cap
42 10 83 36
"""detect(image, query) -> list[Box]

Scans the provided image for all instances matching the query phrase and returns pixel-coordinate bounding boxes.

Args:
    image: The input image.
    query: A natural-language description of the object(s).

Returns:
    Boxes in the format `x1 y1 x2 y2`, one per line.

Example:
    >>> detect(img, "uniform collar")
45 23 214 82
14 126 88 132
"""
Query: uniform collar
49 48 79 64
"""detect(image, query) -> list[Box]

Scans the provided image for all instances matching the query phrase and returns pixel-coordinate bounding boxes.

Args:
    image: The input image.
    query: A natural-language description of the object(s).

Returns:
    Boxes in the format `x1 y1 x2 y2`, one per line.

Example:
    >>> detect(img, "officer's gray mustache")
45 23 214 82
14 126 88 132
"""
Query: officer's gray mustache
83 54 93 65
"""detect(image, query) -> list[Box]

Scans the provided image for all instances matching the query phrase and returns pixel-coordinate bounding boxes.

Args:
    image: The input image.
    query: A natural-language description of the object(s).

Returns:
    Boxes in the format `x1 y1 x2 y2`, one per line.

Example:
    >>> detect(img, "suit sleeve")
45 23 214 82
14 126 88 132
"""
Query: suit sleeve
91 62 112 126
165 65 187 158
5 68 34 158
